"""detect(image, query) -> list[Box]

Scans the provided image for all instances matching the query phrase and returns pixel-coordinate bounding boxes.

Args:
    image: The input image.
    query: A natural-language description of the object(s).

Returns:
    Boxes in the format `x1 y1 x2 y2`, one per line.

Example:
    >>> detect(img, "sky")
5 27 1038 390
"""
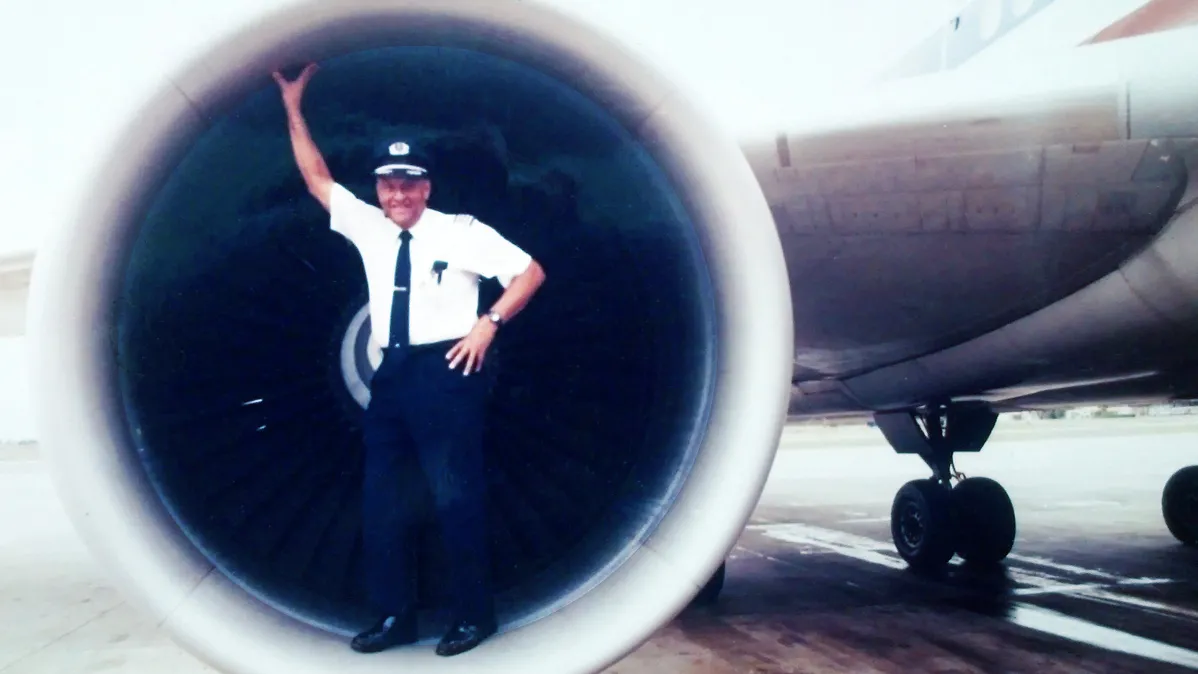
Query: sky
0 0 979 257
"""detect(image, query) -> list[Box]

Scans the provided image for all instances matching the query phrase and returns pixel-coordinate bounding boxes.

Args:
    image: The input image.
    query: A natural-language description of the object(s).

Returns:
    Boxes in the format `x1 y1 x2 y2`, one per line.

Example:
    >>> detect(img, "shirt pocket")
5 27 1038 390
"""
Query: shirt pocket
415 253 476 296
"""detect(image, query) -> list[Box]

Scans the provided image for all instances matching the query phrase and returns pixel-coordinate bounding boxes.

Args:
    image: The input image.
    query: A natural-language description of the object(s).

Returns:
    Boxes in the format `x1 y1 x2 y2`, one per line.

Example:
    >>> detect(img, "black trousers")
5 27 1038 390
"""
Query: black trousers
360 340 493 624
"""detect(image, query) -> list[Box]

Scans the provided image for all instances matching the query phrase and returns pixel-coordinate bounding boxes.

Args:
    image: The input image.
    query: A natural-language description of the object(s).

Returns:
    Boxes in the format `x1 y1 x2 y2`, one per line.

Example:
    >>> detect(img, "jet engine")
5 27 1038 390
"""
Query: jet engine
26 1 792 672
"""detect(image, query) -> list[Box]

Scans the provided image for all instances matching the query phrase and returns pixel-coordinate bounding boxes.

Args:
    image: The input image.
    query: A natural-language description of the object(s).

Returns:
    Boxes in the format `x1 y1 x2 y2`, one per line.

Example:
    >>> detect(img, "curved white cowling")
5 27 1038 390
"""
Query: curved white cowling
26 1 793 672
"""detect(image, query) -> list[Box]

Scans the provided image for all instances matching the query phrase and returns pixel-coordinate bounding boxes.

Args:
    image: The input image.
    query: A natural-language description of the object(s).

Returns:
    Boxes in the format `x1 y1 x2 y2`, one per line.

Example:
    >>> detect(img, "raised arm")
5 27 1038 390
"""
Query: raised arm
272 64 334 210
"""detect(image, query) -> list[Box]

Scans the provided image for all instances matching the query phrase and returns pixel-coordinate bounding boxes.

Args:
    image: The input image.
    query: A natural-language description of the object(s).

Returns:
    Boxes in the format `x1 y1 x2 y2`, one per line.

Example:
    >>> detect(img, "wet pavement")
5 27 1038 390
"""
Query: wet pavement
3 416 1198 673
608 417 1198 673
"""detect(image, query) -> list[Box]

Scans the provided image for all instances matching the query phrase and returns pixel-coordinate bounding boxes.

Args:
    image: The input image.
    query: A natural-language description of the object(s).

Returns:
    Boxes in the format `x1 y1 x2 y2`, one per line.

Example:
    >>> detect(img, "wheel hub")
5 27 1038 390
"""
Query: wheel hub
899 502 926 549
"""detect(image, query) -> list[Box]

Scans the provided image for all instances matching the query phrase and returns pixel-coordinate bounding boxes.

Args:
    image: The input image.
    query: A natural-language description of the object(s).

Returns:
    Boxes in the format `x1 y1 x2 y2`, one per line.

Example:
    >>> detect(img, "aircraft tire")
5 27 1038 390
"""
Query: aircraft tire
891 479 955 572
1163 465 1198 546
951 477 1016 565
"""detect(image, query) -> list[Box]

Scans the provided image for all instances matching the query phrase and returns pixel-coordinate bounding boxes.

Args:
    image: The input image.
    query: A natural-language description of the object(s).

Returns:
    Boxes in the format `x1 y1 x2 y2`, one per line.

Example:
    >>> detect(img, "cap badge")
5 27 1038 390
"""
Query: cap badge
388 142 410 156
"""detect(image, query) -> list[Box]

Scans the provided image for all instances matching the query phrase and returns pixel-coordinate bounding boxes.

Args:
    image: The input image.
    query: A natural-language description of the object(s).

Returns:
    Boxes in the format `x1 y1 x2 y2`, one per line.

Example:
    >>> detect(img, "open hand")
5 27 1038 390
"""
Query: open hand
446 319 498 376
271 63 319 109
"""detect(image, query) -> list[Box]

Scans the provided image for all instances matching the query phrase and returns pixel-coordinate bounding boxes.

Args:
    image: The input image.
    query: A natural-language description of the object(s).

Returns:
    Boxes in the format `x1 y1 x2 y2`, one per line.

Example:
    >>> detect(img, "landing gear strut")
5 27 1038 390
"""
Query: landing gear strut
875 404 1016 572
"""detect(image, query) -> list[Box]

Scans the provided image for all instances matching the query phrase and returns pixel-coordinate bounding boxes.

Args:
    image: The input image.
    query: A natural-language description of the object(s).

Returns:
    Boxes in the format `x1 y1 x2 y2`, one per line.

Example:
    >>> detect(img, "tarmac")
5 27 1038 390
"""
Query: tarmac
3 415 1198 673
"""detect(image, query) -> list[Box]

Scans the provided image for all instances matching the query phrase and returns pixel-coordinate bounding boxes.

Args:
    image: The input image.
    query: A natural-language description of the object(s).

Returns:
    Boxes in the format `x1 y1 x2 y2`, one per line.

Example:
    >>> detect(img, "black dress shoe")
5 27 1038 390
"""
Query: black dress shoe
351 614 417 654
435 619 498 657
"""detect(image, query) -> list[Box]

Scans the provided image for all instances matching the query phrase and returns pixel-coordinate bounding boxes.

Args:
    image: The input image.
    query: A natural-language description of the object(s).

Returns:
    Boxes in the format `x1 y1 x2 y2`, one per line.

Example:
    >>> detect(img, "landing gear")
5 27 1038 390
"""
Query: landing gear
876 404 1016 571
1163 465 1198 545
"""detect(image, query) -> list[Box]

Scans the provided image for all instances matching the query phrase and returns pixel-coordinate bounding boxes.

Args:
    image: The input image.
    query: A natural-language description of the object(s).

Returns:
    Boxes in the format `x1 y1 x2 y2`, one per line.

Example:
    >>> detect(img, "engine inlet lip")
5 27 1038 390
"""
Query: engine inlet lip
28 1 793 672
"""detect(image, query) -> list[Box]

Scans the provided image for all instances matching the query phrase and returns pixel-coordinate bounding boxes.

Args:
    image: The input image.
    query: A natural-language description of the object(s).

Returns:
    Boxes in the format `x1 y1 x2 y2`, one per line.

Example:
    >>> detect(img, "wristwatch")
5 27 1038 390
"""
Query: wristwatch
485 310 504 327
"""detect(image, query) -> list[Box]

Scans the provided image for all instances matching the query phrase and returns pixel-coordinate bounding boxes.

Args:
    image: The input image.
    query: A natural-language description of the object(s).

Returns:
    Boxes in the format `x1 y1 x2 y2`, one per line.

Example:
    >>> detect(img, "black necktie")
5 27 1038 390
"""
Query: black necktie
390 230 412 348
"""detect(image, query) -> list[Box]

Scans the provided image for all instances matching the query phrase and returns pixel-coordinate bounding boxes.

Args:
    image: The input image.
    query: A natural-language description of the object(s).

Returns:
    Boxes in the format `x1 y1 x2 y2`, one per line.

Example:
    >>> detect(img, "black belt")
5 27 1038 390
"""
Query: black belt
381 338 460 356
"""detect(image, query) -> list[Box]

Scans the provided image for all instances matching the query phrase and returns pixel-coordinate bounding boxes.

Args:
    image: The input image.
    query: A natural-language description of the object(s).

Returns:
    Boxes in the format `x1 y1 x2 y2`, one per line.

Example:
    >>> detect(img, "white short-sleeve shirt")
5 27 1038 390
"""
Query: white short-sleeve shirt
329 183 533 348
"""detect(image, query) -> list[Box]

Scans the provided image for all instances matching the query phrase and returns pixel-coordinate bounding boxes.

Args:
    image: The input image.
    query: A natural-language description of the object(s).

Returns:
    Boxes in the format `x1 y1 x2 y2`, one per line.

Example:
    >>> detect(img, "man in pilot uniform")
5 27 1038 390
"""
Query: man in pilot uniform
272 64 546 657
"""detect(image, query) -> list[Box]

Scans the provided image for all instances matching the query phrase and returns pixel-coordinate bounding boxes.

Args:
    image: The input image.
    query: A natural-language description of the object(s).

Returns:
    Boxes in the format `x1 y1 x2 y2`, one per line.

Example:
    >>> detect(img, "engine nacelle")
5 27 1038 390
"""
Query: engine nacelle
27 1 792 672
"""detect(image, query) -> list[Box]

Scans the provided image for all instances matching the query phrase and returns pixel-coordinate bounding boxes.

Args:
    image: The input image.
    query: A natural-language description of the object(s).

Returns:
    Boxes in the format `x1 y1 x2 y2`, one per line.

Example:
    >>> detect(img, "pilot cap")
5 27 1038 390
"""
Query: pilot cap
373 140 432 180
